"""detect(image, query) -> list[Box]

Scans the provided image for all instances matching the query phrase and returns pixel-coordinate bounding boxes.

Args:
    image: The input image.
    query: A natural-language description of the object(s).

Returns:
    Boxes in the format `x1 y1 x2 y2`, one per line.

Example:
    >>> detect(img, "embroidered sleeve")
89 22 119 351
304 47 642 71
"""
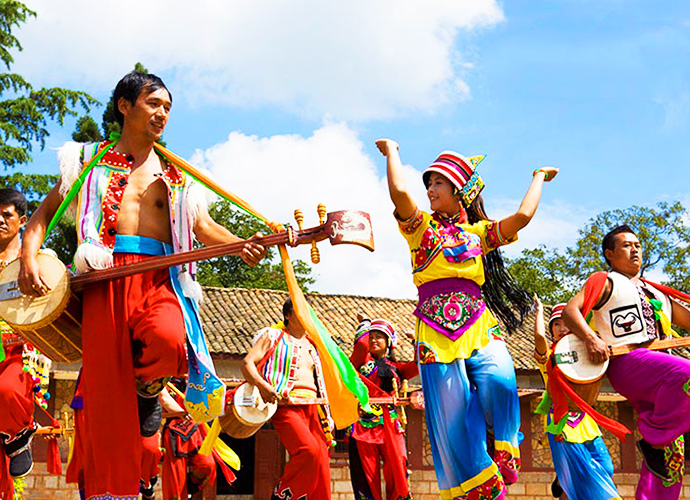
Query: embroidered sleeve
396 207 424 235
478 220 518 253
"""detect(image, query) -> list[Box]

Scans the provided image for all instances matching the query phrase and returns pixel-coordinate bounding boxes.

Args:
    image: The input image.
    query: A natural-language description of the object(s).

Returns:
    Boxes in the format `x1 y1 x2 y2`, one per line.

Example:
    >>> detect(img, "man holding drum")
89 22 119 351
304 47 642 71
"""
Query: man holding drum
0 188 36 492
563 224 690 499
241 298 333 500
17 71 266 500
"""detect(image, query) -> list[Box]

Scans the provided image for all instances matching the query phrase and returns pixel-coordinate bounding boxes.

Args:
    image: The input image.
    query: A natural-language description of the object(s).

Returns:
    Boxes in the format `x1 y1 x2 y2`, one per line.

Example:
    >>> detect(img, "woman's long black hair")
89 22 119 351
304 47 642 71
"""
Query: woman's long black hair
465 194 531 334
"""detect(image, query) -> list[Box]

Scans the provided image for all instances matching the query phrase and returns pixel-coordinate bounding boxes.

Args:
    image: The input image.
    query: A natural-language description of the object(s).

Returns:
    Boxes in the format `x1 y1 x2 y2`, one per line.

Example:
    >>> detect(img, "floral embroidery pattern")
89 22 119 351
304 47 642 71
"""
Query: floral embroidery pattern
484 221 511 250
411 213 482 273
494 450 520 485
417 342 438 364
465 473 505 500
663 435 685 487
417 291 485 333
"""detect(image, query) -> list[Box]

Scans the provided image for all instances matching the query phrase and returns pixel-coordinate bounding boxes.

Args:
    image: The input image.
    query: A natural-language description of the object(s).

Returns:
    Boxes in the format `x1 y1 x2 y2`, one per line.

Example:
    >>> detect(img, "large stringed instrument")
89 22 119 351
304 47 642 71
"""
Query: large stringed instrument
0 207 374 363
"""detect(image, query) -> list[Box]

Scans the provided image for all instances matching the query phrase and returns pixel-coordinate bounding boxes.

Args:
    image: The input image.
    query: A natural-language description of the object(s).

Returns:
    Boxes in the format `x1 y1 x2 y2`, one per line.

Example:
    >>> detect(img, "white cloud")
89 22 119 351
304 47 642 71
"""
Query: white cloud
17 0 504 121
190 123 606 298
190 121 427 298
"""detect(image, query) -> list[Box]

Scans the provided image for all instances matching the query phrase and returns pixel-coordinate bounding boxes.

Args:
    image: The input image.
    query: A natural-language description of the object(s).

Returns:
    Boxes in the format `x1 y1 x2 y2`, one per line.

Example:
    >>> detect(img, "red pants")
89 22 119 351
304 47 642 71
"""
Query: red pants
271 406 331 500
0 343 33 500
68 405 162 490
350 432 410 500
81 253 187 500
0 344 33 439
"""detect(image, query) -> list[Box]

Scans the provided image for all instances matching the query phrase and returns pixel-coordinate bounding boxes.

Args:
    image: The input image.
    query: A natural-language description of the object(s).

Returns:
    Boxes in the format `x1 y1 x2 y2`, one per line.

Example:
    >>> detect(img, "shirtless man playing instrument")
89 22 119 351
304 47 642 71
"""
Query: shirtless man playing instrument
17 71 266 500
0 189 36 496
242 298 332 500
563 224 690 500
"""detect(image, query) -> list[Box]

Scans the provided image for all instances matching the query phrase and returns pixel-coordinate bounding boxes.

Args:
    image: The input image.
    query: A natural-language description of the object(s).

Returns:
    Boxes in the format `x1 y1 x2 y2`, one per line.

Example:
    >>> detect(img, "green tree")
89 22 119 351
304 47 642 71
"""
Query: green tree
0 0 98 169
72 115 102 142
0 172 77 263
196 200 316 292
507 201 690 303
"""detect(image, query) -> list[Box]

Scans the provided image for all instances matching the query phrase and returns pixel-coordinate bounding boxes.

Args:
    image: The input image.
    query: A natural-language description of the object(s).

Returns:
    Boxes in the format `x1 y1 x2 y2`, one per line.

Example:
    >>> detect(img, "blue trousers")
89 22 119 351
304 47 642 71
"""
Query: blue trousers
548 434 620 500
419 340 521 499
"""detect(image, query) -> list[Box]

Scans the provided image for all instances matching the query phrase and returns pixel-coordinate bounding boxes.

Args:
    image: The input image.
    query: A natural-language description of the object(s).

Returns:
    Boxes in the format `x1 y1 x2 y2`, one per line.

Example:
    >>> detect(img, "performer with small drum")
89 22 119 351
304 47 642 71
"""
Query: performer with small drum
533 296 620 500
348 316 418 500
0 189 36 494
159 380 219 500
241 298 332 500
377 138 557 499
563 224 690 499
17 71 267 500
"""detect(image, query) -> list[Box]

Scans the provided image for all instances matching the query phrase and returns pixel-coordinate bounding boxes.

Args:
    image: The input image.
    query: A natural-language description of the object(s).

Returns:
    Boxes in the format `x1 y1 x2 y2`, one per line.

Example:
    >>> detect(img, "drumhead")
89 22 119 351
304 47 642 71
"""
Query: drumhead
553 333 608 384
233 383 277 425
0 253 70 329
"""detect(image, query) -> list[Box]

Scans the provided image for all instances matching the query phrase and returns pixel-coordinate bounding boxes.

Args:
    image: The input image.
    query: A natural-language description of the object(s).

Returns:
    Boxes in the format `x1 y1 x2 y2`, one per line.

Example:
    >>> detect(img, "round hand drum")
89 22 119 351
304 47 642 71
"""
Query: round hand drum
219 383 277 439
552 333 609 408
0 253 82 363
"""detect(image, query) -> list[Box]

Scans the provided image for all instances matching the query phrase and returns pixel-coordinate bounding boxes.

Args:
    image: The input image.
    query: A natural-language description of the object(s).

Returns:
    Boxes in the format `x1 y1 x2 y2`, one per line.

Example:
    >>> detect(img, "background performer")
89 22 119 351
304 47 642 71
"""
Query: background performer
533 297 620 500
348 316 418 500
242 298 332 500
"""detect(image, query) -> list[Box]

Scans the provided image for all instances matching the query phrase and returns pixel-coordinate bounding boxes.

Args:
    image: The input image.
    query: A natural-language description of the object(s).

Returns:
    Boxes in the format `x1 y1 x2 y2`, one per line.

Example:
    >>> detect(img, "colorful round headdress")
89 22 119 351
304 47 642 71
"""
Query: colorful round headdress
548 303 567 333
369 318 397 350
422 151 486 207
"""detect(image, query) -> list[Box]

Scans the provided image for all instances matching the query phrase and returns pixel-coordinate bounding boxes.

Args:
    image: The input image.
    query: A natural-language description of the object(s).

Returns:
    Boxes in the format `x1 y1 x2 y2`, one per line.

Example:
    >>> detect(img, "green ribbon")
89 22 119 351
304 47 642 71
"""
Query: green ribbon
0 343 5 363
535 390 568 436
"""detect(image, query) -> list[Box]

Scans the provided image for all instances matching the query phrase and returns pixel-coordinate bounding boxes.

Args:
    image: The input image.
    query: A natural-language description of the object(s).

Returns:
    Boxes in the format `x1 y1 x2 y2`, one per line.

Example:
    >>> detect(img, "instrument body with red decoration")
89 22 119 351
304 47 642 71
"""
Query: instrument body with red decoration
0 210 375 363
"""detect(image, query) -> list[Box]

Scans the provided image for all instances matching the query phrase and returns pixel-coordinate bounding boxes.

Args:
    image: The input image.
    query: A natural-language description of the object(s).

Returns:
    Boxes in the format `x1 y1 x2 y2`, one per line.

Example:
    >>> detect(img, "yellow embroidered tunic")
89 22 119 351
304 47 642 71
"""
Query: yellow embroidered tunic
398 208 516 363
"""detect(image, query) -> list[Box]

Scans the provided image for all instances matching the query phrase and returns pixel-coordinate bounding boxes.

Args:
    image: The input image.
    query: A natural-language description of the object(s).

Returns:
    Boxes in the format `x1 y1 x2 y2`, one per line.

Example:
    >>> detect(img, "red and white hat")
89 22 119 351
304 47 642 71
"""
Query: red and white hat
548 303 567 333
422 151 486 207
369 318 397 350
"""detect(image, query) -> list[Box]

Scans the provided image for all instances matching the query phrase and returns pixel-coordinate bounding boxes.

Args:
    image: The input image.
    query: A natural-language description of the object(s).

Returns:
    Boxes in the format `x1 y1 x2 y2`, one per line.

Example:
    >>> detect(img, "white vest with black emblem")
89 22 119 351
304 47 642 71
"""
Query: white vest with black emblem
592 271 671 347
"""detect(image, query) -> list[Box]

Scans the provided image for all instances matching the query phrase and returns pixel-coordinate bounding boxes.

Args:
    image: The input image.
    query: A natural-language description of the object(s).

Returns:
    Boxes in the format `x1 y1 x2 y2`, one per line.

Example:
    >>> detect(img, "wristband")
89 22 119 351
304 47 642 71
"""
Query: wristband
533 168 549 181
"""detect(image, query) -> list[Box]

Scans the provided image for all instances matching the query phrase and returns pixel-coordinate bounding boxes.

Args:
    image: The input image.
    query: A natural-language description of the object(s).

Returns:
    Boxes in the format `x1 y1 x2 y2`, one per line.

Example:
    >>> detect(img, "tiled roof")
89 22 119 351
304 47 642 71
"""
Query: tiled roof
200 286 540 370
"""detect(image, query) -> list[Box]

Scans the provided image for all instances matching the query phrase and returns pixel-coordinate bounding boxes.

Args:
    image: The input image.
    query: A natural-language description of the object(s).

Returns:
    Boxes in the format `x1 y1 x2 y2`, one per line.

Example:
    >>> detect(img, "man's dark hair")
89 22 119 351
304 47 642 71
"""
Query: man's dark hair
602 224 636 266
282 298 294 325
112 71 171 127
0 188 28 217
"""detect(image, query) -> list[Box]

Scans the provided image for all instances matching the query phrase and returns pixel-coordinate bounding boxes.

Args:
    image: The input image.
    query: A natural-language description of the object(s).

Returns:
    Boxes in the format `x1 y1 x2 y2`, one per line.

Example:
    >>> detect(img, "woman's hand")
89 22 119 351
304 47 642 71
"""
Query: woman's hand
534 167 559 182
375 139 399 157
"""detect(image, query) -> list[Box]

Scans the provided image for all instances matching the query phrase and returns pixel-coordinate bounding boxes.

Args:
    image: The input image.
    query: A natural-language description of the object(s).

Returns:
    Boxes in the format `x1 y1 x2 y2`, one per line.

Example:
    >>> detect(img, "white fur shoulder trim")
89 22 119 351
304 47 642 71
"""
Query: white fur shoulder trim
57 142 93 199
252 326 282 346
73 242 113 274
178 270 204 302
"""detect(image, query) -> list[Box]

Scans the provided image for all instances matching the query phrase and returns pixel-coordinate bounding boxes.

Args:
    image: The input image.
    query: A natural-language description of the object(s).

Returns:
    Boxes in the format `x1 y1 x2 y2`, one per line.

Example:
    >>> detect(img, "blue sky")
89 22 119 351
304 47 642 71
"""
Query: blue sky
12 0 690 298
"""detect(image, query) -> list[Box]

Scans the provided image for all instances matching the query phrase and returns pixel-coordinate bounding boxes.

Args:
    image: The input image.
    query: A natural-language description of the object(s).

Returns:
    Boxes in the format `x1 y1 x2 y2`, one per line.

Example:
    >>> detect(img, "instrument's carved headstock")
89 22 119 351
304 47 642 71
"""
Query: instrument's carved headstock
291 205 375 263
325 210 375 252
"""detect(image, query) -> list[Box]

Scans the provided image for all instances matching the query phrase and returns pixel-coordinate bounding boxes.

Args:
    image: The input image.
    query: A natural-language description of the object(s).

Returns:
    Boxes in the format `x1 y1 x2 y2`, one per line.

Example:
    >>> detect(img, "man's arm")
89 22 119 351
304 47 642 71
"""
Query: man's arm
563 286 610 363
671 300 690 332
18 182 63 296
193 209 266 267
240 333 280 404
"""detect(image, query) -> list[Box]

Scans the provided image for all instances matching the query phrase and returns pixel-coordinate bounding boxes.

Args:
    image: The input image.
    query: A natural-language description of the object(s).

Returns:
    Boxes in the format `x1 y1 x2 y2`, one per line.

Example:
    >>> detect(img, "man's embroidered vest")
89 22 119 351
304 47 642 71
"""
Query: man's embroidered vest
57 141 206 295
592 271 671 347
